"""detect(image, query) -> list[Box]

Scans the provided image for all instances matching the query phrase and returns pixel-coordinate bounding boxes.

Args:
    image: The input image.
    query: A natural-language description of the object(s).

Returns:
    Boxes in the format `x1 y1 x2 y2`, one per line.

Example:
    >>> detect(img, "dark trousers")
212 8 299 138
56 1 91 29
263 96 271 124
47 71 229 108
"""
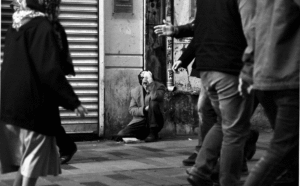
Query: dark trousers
118 100 164 140
56 125 77 156
244 89 299 186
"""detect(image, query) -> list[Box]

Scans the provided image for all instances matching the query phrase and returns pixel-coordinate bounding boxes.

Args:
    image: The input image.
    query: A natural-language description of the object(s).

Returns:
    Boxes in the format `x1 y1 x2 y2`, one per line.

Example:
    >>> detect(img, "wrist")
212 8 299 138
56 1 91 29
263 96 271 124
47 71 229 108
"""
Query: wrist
173 26 178 36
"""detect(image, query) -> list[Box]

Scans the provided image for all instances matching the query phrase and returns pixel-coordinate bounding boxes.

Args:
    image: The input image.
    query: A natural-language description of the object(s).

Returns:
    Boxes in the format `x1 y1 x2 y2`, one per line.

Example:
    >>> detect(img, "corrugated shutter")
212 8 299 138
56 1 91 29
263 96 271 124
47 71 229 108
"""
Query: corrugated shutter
1 1 13 63
1 0 99 134
59 0 99 133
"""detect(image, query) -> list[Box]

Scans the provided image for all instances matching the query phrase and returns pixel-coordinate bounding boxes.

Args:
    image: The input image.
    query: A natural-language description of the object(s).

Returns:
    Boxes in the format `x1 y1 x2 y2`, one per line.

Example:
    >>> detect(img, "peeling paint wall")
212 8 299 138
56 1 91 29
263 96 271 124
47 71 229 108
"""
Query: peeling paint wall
104 0 145 136
145 0 166 84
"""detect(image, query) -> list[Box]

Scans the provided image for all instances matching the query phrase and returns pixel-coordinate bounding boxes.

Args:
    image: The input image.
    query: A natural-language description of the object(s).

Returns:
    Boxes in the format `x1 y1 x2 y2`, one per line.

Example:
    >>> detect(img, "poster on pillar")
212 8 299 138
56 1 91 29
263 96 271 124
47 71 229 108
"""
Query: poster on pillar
114 0 133 13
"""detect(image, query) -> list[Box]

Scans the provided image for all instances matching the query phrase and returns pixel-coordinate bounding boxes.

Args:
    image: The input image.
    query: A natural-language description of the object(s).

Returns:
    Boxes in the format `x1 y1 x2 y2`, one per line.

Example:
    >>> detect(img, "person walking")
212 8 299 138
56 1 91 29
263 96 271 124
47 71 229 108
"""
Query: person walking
0 0 87 186
239 1 300 185
171 0 254 185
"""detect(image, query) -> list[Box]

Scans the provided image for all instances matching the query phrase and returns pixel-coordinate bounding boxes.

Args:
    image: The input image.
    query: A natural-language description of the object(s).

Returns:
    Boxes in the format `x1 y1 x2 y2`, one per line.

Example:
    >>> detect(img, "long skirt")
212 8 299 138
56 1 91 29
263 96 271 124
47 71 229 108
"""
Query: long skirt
0 124 61 178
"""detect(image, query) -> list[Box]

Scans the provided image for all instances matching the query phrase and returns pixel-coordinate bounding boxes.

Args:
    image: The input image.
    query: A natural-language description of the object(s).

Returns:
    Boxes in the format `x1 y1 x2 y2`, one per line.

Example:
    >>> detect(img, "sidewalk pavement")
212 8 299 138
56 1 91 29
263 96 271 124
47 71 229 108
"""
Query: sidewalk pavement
0 132 272 186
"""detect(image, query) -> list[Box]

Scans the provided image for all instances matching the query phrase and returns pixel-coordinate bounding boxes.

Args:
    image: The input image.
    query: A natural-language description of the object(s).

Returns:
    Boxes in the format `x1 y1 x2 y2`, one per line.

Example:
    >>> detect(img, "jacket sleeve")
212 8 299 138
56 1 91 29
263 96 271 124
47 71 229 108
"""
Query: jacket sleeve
29 22 80 110
147 82 166 102
174 20 195 38
128 88 145 117
238 0 256 85
178 38 196 68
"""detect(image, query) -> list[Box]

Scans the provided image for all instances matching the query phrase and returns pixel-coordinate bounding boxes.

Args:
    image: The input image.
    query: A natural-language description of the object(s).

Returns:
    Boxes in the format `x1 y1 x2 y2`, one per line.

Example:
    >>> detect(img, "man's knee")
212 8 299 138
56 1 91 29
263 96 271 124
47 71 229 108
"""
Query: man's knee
117 129 126 136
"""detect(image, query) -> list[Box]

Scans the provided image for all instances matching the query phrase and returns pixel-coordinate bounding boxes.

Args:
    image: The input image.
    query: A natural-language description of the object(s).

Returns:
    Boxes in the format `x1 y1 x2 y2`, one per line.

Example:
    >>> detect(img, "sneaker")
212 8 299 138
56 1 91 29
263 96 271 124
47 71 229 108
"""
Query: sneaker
183 152 197 166
244 129 259 160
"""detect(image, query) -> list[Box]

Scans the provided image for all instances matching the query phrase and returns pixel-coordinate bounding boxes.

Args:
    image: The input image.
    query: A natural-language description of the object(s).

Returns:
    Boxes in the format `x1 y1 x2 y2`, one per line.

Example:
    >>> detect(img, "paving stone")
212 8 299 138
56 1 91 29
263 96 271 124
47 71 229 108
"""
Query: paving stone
105 173 133 180
44 175 69 182
134 146 165 152
81 181 109 186
61 164 78 170
0 182 9 186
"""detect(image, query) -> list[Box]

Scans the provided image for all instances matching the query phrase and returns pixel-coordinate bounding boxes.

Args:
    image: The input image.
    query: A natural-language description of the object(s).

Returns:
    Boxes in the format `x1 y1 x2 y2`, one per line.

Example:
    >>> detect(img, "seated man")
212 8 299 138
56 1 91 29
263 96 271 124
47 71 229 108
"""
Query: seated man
117 71 166 142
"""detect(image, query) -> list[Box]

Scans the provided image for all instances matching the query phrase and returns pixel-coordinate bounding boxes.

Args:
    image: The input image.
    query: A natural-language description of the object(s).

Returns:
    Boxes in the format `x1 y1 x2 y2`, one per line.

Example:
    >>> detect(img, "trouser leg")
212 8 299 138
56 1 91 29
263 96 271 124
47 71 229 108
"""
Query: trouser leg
147 100 164 132
56 125 76 156
244 89 299 186
117 120 149 140
195 81 218 152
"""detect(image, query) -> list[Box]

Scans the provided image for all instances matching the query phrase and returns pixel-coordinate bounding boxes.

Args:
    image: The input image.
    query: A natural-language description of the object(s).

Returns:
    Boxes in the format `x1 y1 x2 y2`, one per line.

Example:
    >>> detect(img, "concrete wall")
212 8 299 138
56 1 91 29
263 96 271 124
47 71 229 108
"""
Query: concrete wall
104 0 145 136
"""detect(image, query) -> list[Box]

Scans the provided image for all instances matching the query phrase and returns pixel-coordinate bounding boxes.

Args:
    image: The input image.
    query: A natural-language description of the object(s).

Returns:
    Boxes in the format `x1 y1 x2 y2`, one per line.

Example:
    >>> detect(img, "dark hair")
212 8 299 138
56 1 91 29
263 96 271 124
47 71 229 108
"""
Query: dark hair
26 0 74 76
26 0 61 22
137 71 146 85
26 0 45 12
44 0 61 22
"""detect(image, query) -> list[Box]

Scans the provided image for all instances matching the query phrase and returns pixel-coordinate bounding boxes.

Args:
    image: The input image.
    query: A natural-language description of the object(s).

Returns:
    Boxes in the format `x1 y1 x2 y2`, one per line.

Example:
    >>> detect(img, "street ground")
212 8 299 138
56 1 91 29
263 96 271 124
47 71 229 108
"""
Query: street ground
0 132 272 186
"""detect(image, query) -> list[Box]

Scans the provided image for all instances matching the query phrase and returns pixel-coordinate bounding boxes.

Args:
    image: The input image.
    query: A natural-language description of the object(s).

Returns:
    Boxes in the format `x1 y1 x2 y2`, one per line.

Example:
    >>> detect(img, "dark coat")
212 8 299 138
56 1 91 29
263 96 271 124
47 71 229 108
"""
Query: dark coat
179 0 247 76
1 17 80 136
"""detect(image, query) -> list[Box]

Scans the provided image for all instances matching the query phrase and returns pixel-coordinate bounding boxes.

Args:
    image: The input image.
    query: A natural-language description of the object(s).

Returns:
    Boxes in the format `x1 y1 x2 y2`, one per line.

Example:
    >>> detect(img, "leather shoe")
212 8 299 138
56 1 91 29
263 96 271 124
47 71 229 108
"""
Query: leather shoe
182 152 197 166
144 133 158 142
60 146 77 164
187 174 213 186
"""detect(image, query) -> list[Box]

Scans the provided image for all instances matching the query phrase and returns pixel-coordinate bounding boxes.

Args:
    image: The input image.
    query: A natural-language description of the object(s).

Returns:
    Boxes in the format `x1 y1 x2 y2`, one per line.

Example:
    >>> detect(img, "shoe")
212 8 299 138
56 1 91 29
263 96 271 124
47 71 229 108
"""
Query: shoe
60 145 77 164
183 152 197 166
244 129 259 160
144 133 158 142
187 174 214 186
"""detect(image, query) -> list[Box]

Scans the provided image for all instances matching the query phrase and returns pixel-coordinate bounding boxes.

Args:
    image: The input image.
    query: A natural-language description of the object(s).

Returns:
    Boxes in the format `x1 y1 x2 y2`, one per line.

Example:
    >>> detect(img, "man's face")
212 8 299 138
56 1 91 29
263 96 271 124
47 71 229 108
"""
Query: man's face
142 77 149 91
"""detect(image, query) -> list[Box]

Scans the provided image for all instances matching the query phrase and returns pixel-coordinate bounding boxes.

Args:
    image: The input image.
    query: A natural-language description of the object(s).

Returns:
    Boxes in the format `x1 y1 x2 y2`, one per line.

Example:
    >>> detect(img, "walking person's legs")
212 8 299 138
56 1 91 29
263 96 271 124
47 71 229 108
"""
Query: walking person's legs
188 71 253 186
243 89 299 186
56 126 77 164
183 82 217 166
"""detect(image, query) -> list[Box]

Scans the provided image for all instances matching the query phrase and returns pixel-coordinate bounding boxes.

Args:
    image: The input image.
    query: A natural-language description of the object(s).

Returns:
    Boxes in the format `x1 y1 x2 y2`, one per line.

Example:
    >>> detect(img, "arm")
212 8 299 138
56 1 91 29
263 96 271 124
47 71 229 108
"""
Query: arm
147 82 166 102
238 0 256 96
154 20 194 38
128 88 145 117
174 20 194 38
178 38 196 68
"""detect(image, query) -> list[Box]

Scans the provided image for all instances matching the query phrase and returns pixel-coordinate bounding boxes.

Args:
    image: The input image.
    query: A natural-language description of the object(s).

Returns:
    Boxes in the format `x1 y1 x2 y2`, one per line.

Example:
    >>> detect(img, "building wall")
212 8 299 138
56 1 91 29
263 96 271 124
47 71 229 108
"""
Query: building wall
104 1 145 136
173 0 201 92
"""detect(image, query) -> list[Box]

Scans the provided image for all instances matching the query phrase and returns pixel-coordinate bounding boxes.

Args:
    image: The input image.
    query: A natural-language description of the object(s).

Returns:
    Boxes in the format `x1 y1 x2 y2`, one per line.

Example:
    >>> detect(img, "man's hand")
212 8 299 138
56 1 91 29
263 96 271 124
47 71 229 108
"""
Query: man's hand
238 78 253 97
154 19 175 37
75 105 88 117
172 60 184 73
141 71 153 84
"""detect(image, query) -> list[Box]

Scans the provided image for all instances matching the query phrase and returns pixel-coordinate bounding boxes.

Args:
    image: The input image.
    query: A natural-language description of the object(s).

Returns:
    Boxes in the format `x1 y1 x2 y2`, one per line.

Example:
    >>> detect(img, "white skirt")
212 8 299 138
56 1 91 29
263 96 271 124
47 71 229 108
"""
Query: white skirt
0 124 61 178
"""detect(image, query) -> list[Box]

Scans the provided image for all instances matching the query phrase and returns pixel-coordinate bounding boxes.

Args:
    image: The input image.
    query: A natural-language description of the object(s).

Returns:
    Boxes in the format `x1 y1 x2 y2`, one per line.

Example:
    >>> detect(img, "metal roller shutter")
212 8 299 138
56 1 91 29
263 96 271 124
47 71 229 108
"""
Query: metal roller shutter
59 0 99 133
1 0 100 134
1 1 13 63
